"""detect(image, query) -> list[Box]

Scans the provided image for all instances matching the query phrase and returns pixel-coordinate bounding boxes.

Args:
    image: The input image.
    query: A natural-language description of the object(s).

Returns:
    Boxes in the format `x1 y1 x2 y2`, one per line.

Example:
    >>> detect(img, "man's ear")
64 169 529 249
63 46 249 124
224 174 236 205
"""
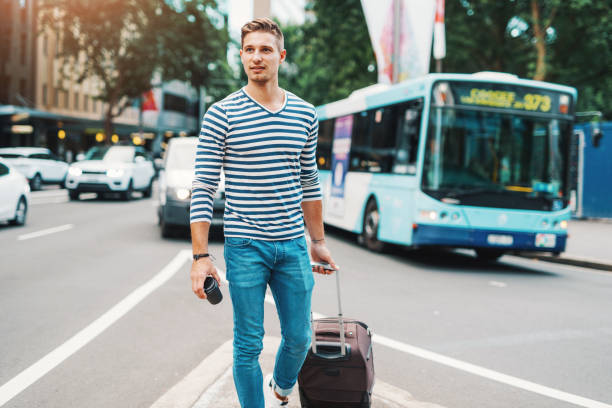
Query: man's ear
280 49 287 63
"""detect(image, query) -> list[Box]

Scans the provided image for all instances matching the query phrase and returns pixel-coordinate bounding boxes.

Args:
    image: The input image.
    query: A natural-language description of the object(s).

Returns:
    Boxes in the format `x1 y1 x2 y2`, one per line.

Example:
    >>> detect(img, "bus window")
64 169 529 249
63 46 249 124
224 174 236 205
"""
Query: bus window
370 107 398 172
317 119 334 170
393 100 423 174
350 111 371 172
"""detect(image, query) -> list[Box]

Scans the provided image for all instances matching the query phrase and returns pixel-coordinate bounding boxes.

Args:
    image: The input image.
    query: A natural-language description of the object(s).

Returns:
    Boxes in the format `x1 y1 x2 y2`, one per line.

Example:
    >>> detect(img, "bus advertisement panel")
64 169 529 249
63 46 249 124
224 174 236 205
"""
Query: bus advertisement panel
329 115 354 217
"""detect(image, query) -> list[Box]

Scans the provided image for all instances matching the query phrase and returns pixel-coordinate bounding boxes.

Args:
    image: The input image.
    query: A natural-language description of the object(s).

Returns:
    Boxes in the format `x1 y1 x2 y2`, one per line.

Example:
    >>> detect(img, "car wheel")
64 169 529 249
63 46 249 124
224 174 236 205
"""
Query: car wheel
475 249 504 262
143 179 153 198
121 180 133 201
9 197 27 226
361 199 386 252
69 190 79 200
30 173 42 191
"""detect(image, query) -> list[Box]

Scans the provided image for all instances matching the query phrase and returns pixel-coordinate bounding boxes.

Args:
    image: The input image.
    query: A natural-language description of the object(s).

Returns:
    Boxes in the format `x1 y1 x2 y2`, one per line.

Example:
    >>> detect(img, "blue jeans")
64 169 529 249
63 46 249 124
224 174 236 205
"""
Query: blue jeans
224 236 314 408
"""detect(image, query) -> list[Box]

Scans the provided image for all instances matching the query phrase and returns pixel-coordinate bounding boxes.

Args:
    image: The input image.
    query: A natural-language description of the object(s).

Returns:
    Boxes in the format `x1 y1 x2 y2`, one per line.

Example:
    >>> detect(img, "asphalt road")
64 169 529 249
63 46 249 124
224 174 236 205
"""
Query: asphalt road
1 189 611 408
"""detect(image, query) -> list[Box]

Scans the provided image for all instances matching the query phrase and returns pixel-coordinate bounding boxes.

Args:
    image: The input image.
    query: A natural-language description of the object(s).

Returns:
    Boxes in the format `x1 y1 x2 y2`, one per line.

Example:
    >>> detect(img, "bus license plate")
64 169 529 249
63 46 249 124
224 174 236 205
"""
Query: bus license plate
487 234 514 246
535 233 556 248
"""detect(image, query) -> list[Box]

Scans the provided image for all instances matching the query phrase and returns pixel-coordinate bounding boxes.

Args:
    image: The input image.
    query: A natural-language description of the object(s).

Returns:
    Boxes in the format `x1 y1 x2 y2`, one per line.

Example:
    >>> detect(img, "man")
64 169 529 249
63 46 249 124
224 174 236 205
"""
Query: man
189 18 338 408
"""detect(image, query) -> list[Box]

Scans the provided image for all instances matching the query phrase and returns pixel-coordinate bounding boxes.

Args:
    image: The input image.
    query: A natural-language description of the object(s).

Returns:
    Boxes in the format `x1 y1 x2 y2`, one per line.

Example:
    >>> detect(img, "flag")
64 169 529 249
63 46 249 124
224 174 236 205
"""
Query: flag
361 0 435 83
141 90 158 111
433 0 446 60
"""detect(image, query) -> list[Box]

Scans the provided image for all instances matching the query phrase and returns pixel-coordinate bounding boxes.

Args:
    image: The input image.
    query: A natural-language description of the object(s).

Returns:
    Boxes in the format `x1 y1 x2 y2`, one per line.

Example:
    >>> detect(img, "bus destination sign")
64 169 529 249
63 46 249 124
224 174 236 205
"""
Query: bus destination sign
449 82 572 115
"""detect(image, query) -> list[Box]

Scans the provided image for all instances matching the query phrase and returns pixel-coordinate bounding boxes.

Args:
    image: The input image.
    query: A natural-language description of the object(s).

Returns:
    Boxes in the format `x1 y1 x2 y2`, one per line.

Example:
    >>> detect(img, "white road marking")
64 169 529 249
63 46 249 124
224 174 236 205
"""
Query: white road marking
17 224 74 241
30 198 68 205
183 336 431 408
191 367 233 408
29 190 66 197
489 280 508 287
0 249 191 407
373 332 610 408
219 267 612 408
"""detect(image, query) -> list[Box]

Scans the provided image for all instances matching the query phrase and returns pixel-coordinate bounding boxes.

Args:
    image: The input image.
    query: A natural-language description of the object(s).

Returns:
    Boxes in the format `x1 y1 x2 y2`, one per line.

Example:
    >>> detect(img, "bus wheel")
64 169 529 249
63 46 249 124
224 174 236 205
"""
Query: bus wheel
475 249 504 262
362 200 385 252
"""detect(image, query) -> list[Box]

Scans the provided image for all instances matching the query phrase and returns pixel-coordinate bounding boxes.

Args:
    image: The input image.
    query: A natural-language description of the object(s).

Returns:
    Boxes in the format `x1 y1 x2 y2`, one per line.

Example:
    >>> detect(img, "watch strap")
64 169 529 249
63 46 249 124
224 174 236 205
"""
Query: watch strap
193 253 210 261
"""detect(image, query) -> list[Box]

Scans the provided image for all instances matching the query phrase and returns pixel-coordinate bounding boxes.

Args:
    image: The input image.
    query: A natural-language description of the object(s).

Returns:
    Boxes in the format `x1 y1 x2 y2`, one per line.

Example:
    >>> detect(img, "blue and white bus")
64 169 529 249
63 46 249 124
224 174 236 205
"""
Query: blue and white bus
315 72 576 260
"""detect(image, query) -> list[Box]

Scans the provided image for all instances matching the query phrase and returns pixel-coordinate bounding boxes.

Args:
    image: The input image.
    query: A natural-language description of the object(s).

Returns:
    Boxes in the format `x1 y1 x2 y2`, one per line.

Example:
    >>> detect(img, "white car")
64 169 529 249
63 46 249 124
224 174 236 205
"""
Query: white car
157 137 225 237
0 147 69 191
0 159 30 226
65 145 155 201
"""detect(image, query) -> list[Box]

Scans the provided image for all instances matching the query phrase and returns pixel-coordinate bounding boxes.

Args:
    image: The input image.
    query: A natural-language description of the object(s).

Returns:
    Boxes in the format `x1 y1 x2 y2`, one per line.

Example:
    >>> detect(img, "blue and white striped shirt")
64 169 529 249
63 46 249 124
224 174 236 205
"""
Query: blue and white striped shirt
190 88 322 240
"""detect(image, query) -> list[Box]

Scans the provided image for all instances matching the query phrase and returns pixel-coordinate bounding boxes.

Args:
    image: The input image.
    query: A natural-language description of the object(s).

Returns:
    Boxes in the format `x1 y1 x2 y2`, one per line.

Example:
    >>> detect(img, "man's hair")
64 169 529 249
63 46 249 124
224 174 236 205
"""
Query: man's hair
240 18 284 51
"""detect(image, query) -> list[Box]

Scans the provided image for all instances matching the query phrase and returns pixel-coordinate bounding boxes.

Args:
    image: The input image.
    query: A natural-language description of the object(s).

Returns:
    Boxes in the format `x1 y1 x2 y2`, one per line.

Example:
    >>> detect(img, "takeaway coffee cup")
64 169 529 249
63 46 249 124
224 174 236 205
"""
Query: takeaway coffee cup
203 276 223 305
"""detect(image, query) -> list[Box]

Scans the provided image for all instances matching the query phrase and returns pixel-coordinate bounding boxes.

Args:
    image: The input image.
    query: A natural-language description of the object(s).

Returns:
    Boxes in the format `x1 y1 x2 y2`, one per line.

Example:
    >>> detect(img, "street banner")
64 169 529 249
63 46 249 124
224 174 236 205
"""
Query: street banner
142 90 158 111
329 115 354 217
433 0 446 60
361 0 436 83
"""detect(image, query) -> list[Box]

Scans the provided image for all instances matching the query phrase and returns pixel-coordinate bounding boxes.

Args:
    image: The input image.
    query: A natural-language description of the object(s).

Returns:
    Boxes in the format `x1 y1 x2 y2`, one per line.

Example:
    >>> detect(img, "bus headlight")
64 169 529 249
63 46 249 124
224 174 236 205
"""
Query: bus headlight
560 220 568 229
419 210 438 221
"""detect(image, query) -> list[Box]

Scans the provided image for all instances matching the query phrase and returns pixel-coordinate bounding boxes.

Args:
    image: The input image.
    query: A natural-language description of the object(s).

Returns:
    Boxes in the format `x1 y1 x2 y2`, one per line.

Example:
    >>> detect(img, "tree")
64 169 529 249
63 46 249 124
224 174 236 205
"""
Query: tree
442 0 612 118
278 0 377 106
40 0 233 140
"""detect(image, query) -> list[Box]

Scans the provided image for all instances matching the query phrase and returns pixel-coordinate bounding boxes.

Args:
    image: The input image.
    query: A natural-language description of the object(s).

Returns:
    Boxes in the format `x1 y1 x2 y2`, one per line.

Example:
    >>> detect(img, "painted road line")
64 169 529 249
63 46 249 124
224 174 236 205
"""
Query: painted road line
373 333 611 408
0 249 192 407
150 339 234 408
176 266 612 408
29 190 67 197
191 367 233 408
156 336 435 408
17 224 74 241
30 197 68 205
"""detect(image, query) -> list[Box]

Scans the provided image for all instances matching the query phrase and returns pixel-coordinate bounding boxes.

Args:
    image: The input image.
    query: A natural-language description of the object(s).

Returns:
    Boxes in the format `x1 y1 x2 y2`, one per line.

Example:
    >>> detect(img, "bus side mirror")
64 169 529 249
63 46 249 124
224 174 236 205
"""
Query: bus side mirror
592 128 603 148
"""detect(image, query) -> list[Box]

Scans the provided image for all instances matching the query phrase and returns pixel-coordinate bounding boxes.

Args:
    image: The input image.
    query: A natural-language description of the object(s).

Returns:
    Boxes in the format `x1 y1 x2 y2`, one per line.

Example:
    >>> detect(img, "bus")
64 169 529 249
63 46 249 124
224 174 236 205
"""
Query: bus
315 72 577 260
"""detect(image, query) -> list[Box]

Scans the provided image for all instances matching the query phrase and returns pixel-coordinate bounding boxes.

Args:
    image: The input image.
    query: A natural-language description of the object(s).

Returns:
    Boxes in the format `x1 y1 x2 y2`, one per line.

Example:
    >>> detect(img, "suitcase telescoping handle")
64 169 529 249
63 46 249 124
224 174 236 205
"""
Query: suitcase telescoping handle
311 268 346 357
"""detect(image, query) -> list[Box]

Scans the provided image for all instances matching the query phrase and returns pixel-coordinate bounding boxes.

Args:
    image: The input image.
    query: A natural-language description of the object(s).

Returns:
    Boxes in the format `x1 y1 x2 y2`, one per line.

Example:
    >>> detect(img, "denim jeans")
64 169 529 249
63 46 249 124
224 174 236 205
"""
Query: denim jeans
224 236 314 408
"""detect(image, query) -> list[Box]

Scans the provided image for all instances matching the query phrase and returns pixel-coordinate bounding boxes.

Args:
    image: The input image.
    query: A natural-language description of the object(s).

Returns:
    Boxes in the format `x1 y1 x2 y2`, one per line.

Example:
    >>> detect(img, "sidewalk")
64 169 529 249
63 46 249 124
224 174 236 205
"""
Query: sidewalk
151 336 445 408
517 219 612 271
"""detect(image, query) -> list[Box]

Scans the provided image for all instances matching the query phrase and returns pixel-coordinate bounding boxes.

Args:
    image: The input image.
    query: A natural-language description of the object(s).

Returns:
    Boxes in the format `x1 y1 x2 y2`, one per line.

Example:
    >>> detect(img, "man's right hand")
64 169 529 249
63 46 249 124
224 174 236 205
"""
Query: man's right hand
190 258 221 300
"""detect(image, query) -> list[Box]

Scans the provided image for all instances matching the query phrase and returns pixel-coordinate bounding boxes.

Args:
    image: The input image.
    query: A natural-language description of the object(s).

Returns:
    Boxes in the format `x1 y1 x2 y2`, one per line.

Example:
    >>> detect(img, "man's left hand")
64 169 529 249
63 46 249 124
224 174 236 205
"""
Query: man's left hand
310 241 338 275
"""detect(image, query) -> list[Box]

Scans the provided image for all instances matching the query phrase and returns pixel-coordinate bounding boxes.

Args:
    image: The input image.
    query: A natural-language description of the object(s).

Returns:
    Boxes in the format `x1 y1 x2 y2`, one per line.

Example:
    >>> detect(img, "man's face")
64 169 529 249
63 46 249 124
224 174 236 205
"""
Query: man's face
240 31 286 84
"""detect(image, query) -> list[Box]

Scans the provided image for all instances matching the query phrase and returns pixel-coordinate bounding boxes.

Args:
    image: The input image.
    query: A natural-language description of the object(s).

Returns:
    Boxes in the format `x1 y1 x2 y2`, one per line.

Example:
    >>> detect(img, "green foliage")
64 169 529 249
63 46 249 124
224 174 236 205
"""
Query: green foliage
277 0 377 106
442 0 612 118
40 0 233 132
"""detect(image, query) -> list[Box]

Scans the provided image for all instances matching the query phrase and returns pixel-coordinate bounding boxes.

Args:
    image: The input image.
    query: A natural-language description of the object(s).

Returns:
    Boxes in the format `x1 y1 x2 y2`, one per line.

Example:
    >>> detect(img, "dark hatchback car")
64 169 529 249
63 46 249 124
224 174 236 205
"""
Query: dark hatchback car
157 137 225 237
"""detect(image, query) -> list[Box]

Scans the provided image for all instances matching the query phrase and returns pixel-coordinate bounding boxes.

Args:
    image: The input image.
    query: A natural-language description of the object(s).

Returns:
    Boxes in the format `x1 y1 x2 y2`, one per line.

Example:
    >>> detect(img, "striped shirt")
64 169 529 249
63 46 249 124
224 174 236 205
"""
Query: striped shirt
190 88 322 240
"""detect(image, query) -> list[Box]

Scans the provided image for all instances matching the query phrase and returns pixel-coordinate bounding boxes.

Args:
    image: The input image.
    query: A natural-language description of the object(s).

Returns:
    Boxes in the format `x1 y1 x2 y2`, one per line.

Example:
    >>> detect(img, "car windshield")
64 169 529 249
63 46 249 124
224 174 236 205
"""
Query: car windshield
85 146 135 162
0 153 25 158
422 108 572 211
166 142 197 171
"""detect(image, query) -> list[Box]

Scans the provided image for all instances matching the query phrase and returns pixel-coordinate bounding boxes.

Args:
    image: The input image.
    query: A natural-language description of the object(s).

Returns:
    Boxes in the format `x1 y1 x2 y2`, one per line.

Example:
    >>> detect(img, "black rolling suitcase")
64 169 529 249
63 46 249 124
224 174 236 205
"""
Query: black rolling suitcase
298 270 375 407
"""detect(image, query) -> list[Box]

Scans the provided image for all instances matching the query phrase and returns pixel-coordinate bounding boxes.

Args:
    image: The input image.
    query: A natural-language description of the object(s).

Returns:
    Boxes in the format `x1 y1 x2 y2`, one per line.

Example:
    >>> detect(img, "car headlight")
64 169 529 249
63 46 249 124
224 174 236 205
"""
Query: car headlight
106 168 125 178
68 167 82 176
175 188 191 200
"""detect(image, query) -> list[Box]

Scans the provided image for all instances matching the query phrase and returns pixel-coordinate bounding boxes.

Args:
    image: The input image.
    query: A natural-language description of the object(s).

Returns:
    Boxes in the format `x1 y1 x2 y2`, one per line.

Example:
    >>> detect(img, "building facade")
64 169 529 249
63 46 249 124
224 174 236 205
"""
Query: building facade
0 0 202 160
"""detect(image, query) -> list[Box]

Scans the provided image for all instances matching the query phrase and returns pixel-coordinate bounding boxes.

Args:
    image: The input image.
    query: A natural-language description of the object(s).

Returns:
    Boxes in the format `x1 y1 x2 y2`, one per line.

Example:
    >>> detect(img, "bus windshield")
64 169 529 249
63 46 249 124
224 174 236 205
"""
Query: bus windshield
422 108 572 211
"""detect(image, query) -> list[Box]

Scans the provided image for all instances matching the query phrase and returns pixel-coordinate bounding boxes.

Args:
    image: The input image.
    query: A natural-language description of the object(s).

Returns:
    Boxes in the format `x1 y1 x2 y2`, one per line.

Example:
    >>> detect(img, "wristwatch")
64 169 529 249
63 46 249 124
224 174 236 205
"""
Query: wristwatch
193 253 210 261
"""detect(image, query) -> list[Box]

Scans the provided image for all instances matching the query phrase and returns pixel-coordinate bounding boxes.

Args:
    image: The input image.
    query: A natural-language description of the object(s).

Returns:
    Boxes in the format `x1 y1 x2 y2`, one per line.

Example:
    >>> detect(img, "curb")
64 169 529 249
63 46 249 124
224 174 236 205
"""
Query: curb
151 336 446 408
515 253 612 272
